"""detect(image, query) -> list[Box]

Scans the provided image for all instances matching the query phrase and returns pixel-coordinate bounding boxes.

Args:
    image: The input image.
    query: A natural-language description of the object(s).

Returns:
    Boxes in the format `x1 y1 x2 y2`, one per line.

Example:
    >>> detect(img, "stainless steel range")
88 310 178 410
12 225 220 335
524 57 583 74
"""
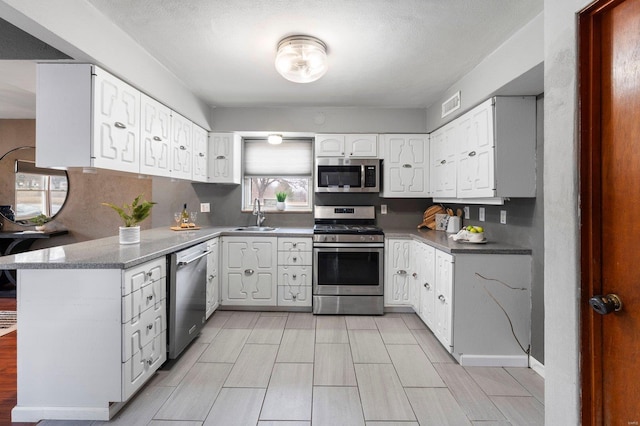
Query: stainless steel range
313 206 384 315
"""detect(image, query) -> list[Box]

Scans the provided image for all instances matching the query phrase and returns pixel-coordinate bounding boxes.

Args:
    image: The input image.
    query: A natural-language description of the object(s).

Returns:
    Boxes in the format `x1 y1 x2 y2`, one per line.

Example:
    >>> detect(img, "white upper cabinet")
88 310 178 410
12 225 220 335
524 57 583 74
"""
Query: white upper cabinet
140 94 171 177
92 67 141 173
432 96 536 202
315 134 378 157
381 134 430 198
457 99 496 198
430 122 458 198
170 112 193 180
36 63 210 182
208 133 242 184
192 125 208 182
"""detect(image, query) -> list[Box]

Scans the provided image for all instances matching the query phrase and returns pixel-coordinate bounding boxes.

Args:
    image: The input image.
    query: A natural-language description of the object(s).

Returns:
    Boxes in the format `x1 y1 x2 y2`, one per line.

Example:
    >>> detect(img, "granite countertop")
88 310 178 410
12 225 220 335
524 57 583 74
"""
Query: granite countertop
384 228 532 255
0 226 313 270
0 225 529 270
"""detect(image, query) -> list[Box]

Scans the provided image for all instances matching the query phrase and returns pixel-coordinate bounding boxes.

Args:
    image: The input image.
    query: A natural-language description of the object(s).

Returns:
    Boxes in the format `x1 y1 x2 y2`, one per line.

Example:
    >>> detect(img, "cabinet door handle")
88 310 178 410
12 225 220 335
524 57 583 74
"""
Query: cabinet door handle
244 269 254 276
292 274 297 279
292 243 297 248
468 151 477 157
292 257 297 262
114 121 126 129
403 164 412 168
398 270 407 275
438 294 446 302
292 294 297 301
153 136 162 141
147 324 153 330
147 271 153 277
440 159 446 165
216 155 226 159
208 274 215 281
147 295 153 301
146 359 153 366
199 152 205 157
424 282 430 289
412 272 418 278
180 145 186 150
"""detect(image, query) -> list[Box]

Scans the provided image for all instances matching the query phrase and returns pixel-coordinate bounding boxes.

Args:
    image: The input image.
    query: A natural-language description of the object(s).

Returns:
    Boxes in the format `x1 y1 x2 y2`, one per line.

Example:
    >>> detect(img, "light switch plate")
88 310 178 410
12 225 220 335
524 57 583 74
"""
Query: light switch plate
381 204 387 214
479 207 485 222
200 203 210 213
464 206 470 219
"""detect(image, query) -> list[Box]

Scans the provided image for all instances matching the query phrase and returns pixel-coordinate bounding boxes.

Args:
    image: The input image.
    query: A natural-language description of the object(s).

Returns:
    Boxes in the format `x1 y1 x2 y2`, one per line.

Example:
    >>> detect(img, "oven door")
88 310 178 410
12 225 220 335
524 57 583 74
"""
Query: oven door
313 244 384 296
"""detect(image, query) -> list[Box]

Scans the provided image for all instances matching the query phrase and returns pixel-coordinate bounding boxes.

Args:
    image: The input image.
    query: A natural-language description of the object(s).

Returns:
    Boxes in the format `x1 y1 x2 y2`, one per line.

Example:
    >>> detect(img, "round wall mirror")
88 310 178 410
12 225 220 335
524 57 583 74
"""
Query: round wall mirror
0 146 69 226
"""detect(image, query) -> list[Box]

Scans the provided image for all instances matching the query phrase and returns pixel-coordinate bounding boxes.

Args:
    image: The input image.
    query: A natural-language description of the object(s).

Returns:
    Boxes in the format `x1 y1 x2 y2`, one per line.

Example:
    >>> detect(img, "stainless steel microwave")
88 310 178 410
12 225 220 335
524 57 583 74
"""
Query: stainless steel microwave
315 158 380 193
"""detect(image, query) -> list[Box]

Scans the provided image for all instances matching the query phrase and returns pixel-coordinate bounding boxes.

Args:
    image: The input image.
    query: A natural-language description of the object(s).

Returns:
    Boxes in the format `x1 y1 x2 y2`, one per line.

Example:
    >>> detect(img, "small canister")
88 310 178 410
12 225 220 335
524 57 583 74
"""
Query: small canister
446 216 461 233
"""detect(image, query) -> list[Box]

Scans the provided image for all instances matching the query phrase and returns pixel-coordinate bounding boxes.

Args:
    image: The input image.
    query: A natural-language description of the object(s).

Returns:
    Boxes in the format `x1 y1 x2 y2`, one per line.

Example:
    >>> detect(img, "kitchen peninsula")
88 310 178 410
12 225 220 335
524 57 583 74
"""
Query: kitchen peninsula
0 226 531 422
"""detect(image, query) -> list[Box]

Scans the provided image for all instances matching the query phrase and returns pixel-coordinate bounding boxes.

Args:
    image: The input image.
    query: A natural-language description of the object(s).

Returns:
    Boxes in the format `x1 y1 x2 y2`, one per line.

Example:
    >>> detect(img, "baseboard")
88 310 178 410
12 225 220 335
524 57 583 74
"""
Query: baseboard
454 354 529 367
529 356 545 378
12 406 111 422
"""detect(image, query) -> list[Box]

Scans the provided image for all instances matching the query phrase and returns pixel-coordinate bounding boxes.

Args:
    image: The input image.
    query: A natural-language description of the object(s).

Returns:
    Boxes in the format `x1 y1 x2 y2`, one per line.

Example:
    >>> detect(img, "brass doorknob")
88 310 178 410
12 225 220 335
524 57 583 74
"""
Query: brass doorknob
589 294 623 315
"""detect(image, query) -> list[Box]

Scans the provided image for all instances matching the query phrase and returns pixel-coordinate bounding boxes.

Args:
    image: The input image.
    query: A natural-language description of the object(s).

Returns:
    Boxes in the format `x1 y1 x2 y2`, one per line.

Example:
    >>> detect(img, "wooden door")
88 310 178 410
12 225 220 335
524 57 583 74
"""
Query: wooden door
580 0 640 424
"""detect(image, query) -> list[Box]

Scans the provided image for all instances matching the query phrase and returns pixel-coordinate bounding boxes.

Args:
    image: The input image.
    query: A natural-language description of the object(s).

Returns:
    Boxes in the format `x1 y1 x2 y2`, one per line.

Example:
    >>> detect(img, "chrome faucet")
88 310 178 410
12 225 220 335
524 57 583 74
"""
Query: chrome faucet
253 198 266 226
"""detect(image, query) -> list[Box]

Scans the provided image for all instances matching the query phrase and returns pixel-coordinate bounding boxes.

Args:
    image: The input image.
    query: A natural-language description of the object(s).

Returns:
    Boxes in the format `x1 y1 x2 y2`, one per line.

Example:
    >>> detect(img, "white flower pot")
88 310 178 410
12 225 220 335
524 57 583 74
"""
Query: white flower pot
119 226 140 244
35 225 46 231
276 201 286 211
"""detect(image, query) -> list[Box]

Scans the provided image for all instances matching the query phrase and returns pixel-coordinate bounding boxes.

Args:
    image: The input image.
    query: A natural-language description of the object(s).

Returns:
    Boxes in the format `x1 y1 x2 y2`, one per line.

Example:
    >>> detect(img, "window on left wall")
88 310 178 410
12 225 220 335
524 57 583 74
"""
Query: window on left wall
242 138 313 212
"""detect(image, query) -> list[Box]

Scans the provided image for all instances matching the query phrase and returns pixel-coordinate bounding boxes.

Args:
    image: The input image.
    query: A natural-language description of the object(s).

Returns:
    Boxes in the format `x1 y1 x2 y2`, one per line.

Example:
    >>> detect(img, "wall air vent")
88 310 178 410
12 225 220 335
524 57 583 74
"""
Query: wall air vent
441 91 461 118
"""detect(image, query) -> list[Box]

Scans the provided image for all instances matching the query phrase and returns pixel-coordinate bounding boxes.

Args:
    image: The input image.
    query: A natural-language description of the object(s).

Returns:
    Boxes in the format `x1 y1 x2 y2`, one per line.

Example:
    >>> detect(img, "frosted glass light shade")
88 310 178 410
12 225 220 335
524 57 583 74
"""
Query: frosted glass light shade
275 36 328 83
267 134 283 144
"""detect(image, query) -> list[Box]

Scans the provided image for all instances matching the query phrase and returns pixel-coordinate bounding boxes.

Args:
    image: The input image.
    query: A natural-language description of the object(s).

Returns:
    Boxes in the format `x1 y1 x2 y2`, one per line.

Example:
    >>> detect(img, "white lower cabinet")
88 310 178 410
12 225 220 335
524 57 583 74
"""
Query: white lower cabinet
205 238 220 318
221 236 278 306
384 238 413 306
434 250 454 351
277 237 313 307
385 238 532 367
13 257 167 422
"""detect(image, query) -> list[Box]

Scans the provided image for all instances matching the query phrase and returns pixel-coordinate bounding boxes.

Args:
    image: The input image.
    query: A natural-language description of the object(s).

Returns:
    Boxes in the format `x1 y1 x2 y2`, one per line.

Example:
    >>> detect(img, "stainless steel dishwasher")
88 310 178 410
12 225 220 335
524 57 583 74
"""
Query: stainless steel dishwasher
168 242 209 359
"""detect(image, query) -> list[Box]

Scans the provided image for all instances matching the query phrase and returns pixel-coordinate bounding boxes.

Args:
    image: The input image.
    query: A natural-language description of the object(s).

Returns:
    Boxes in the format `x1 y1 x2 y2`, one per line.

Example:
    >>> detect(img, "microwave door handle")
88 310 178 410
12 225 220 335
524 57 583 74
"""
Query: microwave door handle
361 164 365 188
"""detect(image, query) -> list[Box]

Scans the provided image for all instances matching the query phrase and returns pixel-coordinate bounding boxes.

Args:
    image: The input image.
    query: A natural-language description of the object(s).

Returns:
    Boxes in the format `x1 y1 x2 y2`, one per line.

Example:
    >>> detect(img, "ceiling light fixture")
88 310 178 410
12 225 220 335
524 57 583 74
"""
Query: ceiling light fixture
267 134 283 145
275 35 328 83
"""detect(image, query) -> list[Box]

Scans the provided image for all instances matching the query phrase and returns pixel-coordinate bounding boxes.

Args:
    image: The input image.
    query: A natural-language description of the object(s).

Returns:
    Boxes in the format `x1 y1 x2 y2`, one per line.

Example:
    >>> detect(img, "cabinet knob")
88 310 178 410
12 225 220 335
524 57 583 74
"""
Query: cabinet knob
424 282 430 289
292 294 297 301
114 121 126 129
402 164 412 168
468 151 477 157
147 324 153 330
147 295 153 301
244 269 254 276
208 274 215 281
153 136 162 141
438 294 446 302
440 159 446 165
398 270 407 275
147 359 153 366
293 257 297 262
199 152 205 157
412 272 418 278
292 274 297 279
180 145 186 150
147 271 153 277
216 155 226 159
292 243 297 248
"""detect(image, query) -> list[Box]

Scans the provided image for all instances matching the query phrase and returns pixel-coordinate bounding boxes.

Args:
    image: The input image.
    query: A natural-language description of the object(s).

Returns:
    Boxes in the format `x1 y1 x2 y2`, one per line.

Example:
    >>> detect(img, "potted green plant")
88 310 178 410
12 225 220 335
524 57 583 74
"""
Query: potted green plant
275 191 287 211
30 213 50 231
102 194 156 244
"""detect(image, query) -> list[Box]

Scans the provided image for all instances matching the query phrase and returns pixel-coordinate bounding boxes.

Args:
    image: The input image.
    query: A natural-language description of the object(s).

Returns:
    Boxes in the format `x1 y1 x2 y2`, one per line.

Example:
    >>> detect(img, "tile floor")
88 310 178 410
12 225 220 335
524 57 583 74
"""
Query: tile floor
39 311 544 426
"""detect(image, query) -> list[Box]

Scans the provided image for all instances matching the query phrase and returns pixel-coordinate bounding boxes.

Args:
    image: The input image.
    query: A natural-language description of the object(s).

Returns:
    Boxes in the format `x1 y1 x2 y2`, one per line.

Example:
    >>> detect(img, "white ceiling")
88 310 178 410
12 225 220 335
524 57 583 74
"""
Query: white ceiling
0 0 543 116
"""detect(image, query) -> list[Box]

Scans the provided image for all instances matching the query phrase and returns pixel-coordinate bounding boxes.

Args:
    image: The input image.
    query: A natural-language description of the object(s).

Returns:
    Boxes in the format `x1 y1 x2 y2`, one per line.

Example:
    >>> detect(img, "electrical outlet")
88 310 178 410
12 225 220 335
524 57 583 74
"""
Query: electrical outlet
464 206 470 219
500 210 507 224
381 204 387 214
479 207 485 222
200 203 210 213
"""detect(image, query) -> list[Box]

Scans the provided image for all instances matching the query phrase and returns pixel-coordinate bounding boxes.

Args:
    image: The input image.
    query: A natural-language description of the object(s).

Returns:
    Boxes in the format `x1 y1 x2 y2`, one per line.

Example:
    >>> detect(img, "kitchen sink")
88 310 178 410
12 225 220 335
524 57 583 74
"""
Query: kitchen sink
232 226 277 232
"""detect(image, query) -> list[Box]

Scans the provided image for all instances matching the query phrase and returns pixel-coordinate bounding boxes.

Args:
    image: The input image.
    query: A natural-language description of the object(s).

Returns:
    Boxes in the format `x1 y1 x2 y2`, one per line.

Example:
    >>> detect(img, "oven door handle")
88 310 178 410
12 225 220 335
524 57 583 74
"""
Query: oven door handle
313 243 384 249
177 250 212 267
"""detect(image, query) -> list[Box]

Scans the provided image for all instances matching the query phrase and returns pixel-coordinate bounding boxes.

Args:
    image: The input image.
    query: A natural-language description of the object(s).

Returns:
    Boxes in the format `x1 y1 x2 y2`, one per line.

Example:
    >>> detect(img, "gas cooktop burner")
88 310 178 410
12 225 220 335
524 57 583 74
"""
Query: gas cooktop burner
313 224 384 235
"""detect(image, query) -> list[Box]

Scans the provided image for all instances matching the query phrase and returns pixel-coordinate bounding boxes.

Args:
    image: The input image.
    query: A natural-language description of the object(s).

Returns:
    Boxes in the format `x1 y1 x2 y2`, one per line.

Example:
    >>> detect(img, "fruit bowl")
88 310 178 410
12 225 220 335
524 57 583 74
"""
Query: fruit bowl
449 226 486 242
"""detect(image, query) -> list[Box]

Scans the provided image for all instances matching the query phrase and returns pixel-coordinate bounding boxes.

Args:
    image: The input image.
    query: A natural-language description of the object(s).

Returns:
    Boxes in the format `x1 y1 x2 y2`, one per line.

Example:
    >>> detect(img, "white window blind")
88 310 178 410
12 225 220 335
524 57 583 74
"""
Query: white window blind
244 139 312 176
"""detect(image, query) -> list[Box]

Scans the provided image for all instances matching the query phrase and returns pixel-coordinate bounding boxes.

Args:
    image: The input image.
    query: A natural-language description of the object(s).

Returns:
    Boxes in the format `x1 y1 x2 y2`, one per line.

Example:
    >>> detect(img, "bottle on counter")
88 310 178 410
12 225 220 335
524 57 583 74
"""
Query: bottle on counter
181 204 189 224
